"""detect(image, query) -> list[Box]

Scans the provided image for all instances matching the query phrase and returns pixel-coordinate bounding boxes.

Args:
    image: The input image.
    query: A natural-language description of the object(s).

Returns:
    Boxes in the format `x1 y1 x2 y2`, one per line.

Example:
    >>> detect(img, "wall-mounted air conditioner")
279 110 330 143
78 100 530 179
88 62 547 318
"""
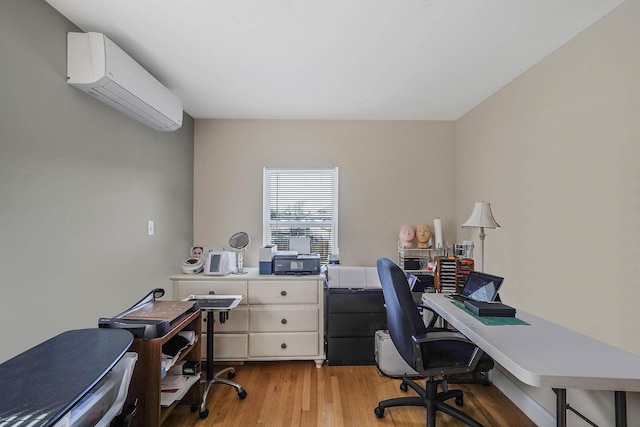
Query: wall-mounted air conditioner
67 32 183 132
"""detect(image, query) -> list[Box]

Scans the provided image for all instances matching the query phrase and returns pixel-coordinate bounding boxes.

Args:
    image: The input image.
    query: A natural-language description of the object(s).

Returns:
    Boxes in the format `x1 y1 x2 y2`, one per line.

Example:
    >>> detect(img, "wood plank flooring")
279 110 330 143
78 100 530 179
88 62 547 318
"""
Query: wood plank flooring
163 361 536 427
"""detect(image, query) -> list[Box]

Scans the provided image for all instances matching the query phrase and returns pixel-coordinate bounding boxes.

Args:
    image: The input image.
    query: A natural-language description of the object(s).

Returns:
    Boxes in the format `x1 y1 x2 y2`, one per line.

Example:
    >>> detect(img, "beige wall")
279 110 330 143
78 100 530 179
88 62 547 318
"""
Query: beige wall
456 0 640 423
191 2 640 424
194 120 456 267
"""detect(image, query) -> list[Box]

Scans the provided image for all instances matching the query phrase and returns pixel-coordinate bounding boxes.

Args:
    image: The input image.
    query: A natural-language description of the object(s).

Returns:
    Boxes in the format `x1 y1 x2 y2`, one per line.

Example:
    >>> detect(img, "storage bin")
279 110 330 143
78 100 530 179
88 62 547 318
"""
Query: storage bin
69 352 138 427
374 330 418 377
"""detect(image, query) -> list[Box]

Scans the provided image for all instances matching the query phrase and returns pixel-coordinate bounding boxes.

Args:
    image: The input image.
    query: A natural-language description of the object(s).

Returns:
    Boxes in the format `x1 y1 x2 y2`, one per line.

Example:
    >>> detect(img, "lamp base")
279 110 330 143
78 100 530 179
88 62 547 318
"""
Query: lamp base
478 227 485 272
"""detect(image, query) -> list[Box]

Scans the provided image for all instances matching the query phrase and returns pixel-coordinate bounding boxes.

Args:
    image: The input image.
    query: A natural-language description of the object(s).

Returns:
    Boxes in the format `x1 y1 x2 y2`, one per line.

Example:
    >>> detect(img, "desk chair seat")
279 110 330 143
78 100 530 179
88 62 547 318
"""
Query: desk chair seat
375 258 494 427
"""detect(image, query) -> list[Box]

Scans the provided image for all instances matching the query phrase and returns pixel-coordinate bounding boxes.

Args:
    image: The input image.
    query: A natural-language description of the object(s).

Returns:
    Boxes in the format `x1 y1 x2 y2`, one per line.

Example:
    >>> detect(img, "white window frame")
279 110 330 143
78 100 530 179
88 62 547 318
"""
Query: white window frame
263 167 339 262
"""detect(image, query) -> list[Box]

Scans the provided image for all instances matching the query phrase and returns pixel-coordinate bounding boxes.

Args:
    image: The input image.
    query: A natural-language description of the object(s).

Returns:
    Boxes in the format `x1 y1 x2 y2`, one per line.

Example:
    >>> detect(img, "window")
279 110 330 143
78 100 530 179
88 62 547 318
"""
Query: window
263 168 338 264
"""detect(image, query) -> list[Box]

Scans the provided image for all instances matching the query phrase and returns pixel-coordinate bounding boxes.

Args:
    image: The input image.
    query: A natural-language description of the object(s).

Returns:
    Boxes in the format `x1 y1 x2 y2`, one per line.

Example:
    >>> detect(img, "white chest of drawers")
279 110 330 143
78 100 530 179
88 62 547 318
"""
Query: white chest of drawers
170 268 325 368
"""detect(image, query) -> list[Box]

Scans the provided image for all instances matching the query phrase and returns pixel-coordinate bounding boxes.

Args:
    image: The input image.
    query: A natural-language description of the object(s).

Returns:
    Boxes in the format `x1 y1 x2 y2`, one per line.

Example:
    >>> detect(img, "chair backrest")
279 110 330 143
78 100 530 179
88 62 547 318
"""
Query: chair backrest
377 258 427 368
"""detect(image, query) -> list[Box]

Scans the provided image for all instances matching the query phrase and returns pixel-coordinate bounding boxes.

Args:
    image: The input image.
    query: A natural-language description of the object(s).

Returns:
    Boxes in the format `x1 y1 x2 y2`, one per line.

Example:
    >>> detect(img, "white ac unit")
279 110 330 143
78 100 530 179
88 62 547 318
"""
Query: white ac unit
67 32 183 132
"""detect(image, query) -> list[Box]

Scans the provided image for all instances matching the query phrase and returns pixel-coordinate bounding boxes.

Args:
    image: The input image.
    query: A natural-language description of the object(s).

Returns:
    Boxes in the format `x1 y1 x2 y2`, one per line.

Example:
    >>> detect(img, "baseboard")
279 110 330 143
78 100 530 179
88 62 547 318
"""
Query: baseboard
488 369 556 427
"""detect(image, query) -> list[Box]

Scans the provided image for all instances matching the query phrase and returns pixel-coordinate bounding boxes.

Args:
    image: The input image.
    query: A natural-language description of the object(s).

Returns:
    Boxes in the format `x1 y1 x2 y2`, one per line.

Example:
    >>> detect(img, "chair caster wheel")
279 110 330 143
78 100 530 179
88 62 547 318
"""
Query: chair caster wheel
455 396 464 406
199 408 209 419
228 371 236 379
374 407 385 418
238 390 247 399
190 404 198 413
400 383 408 392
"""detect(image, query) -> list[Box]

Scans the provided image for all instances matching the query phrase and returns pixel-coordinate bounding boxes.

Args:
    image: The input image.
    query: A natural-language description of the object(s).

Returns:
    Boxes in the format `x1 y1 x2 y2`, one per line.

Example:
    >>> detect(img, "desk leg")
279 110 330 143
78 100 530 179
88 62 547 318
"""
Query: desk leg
197 310 247 419
206 310 215 382
553 388 566 427
615 391 627 427
197 311 216 417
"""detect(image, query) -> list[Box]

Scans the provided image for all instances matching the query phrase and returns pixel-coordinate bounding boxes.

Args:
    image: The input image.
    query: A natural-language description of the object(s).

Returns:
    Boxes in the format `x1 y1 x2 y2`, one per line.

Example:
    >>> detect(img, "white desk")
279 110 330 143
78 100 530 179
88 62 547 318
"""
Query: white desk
422 293 640 427
171 270 325 367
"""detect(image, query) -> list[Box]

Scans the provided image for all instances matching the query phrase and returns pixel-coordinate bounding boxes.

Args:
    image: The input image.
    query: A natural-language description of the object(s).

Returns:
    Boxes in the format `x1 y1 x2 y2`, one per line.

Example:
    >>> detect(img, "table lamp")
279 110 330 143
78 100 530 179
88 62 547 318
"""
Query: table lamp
462 201 500 271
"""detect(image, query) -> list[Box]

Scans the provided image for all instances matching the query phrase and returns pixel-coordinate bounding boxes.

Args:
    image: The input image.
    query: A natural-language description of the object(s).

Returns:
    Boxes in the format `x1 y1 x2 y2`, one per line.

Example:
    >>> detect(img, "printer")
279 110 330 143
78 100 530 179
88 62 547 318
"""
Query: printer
273 253 321 275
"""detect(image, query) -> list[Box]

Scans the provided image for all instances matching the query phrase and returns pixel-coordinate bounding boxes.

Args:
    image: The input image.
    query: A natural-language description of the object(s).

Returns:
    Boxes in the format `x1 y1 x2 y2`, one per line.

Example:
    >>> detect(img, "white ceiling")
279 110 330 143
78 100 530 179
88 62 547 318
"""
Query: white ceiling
46 0 624 121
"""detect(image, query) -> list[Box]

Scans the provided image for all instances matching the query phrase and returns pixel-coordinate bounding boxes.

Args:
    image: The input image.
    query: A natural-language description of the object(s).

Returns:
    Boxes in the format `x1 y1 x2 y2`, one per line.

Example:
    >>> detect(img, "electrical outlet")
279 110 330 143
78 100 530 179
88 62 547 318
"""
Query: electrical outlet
147 220 154 236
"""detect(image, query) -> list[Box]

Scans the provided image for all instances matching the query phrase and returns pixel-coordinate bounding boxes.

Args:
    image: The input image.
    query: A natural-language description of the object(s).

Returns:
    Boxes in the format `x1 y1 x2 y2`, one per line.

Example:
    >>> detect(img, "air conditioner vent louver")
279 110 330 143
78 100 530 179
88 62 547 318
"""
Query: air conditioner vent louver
67 32 183 132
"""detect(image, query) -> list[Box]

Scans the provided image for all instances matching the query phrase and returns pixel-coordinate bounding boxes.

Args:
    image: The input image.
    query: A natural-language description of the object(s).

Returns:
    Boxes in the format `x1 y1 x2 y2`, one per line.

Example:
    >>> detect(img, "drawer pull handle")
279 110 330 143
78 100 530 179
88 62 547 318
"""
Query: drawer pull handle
281 319 287 324
280 290 287 296
281 343 287 349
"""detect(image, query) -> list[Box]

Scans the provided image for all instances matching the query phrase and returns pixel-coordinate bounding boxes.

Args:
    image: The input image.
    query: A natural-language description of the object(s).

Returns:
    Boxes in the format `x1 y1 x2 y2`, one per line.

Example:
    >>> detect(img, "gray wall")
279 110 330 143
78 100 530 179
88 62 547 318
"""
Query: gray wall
0 0 194 362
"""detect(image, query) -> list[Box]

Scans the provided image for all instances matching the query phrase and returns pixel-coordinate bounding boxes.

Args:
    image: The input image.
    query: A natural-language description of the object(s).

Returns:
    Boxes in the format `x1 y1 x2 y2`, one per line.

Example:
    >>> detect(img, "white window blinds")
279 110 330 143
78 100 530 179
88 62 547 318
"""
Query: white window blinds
263 168 338 263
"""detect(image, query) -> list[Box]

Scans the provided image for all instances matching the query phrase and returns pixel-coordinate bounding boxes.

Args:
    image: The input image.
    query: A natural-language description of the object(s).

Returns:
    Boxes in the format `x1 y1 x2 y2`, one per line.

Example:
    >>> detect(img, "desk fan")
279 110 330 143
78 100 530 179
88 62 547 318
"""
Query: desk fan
229 232 250 274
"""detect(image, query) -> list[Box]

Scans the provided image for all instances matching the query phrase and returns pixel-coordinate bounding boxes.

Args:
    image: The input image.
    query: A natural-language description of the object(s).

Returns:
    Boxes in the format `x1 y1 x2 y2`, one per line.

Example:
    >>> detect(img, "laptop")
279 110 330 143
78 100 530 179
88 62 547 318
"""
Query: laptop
445 271 504 302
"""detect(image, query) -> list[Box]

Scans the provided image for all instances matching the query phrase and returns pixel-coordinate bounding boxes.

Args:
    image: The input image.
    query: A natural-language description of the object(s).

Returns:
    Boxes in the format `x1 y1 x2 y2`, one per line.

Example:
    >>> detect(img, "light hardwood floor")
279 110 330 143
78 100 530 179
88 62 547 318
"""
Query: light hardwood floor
163 361 536 427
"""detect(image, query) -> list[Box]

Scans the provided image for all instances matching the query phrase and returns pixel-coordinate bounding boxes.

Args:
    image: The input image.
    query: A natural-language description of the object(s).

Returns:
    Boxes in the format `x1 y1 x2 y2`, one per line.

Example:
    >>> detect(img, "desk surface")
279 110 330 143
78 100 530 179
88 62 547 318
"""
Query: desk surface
170 268 323 281
0 328 133 427
423 294 640 392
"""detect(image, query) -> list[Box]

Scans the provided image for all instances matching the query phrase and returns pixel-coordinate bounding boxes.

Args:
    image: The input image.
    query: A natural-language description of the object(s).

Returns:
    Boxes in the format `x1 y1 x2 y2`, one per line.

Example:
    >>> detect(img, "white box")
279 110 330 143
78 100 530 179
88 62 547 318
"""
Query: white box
259 245 277 262
374 330 418 377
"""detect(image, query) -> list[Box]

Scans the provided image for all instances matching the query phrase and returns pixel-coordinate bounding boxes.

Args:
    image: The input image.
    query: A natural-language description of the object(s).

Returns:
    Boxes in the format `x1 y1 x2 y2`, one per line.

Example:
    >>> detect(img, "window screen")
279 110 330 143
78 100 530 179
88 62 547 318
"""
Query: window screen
263 168 338 264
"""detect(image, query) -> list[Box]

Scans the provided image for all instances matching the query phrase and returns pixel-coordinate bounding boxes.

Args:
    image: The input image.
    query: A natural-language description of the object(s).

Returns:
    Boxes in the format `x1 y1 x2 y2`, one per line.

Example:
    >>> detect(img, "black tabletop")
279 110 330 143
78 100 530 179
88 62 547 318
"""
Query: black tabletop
0 328 133 427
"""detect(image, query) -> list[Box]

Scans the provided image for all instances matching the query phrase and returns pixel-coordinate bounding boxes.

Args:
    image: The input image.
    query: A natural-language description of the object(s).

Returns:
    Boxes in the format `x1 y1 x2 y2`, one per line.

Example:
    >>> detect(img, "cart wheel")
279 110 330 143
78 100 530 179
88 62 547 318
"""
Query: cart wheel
199 408 209 419
228 371 236 379
374 406 385 418
400 383 408 392
238 390 247 399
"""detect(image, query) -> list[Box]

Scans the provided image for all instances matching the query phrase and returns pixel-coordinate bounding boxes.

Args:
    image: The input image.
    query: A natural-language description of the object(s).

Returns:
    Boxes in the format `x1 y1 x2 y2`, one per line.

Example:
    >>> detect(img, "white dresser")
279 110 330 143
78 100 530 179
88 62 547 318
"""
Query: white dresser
170 268 325 368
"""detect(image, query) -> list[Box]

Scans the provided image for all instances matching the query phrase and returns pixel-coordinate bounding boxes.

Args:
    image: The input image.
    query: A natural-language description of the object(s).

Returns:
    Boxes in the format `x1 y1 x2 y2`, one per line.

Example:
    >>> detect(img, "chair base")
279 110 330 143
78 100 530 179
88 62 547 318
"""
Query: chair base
374 377 484 427
194 367 247 419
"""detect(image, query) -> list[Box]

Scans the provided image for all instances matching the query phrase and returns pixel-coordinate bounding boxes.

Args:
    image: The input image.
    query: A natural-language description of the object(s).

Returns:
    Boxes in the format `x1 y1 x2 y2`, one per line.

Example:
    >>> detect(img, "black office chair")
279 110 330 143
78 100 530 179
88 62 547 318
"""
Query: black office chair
374 258 494 427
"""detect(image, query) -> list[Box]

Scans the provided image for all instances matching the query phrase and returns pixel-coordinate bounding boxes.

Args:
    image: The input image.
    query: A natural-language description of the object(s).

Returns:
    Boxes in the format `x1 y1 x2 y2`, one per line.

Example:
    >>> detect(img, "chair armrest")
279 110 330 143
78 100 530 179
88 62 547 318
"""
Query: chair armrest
414 330 467 342
411 331 485 375
416 304 440 328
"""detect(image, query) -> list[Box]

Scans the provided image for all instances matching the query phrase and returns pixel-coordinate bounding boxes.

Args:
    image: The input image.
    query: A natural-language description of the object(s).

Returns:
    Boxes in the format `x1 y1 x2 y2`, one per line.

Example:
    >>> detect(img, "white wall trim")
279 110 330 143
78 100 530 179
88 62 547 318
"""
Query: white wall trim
489 369 555 427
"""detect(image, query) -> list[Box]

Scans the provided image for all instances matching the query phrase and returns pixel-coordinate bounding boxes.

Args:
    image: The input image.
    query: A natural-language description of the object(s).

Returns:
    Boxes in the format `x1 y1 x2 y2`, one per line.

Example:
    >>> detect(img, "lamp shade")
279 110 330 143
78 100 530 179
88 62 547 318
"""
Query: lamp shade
462 202 500 229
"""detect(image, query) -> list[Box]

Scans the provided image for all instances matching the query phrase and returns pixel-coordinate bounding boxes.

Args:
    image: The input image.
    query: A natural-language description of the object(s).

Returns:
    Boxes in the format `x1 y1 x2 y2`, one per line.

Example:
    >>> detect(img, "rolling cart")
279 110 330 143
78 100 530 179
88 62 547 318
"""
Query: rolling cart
185 294 247 418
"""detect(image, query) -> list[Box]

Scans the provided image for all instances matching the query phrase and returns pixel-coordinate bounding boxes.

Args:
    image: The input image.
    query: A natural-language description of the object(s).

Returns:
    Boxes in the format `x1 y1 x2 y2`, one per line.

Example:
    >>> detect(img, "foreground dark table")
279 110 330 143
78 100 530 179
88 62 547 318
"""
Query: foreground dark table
0 328 133 427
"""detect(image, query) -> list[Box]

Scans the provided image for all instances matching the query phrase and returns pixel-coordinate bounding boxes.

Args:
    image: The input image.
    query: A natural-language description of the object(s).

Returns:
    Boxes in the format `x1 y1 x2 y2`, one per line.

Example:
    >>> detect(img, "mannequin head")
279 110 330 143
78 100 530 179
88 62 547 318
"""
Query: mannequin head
191 246 203 259
399 225 415 248
416 224 433 249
